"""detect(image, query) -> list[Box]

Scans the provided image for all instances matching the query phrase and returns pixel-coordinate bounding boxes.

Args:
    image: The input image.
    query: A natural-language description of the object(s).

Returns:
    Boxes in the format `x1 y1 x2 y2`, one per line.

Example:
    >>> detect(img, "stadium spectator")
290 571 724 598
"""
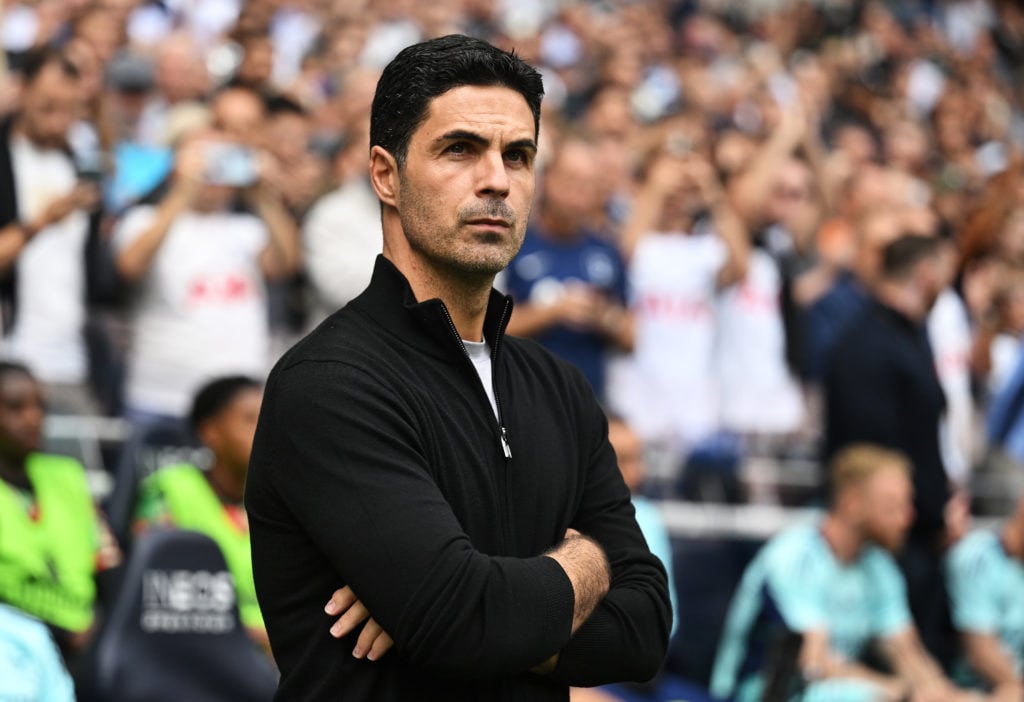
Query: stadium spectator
230 25 277 98
210 83 266 144
133 375 268 652
711 444 976 702
264 95 327 218
946 492 1024 701
0 362 121 656
113 126 299 421
302 116 381 327
504 136 632 402
0 47 103 414
803 205 903 383
610 126 747 456
716 153 808 441
983 352 1024 514
135 32 209 148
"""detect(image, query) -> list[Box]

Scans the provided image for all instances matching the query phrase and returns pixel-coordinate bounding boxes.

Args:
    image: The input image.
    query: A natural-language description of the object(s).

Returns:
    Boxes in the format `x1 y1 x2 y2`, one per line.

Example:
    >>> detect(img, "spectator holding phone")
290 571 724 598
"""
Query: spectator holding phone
113 123 299 422
0 47 103 414
611 125 748 456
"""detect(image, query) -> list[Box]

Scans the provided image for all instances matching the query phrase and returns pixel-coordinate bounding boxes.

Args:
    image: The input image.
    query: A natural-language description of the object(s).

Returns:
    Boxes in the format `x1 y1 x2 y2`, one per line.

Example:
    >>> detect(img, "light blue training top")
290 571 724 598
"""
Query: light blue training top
946 528 1024 688
632 496 678 640
711 520 911 701
0 603 75 702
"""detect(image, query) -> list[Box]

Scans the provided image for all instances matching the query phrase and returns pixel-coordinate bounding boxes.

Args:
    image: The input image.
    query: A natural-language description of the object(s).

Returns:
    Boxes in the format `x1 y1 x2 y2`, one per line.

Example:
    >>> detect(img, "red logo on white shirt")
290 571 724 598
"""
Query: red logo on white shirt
186 274 255 305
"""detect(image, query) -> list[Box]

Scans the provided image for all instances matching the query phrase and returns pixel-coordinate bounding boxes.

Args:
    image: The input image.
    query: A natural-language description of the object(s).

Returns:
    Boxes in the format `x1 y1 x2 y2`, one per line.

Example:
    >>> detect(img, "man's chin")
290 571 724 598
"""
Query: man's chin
876 536 905 553
451 249 518 277
455 260 508 279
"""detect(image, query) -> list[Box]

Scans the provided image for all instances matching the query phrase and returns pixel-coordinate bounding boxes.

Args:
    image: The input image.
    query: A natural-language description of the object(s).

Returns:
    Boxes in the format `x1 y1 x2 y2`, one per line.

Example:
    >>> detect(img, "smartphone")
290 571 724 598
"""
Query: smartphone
74 149 106 182
204 142 257 187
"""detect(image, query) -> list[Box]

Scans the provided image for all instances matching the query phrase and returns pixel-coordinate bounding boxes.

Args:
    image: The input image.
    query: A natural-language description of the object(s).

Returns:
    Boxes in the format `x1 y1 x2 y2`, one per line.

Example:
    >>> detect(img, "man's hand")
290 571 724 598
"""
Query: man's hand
29 183 100 235
172 137 207 196
325 586 394 661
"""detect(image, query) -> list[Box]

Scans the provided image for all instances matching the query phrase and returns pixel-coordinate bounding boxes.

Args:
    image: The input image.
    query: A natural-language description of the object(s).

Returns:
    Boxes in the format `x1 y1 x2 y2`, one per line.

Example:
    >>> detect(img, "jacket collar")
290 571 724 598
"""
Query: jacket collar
350 255 514 363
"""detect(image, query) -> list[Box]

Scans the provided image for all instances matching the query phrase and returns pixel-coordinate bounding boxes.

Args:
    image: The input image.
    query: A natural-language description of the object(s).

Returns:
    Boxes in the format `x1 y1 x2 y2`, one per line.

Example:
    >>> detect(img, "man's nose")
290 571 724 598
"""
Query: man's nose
476 150 510 197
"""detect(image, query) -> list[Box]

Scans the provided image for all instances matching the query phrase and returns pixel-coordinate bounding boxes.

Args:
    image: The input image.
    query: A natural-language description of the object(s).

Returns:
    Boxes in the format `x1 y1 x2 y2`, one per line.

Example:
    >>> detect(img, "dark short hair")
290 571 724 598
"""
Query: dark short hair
18 47 80 86
881 234 942 279
370 34 544 167
266 94 306 117
0 361 34 386
189 376 261 432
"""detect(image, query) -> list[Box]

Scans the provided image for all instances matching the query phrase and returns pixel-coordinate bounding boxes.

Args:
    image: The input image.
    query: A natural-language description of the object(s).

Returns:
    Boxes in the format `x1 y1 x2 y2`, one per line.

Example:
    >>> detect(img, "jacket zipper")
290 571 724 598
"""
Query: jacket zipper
491 301 516 553
439 301 514 550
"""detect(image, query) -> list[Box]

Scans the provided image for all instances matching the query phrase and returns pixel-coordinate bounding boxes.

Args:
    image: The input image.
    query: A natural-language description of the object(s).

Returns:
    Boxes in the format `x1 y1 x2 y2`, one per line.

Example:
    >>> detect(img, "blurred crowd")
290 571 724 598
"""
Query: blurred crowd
3 0 1024 698
0 0 1022 495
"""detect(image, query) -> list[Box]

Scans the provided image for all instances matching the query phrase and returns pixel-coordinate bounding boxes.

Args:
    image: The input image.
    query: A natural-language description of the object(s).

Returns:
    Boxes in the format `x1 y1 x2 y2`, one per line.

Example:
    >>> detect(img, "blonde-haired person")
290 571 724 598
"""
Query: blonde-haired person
713 445 987 702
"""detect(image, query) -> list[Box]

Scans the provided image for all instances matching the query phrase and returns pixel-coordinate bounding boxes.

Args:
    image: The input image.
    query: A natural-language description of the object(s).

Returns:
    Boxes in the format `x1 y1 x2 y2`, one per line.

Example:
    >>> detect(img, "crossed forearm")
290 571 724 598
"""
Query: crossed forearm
325 529 611 669
544 529 610 633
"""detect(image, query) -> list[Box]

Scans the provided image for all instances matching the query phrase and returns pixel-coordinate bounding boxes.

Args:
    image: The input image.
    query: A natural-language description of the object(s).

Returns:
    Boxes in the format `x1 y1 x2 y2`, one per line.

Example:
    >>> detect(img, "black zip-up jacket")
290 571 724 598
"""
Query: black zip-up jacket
246 256 671 701
824 299 949 541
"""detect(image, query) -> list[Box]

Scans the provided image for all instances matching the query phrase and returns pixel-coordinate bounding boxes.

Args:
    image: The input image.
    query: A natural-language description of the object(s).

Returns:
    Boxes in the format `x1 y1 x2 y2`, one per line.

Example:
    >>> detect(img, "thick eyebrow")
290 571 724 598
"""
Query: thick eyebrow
436 130 537 154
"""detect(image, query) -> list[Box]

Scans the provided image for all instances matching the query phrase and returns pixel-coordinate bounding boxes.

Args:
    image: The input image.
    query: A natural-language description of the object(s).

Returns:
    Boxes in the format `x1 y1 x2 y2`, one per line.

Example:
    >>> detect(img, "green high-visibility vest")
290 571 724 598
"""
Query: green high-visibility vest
141 464 263 630
0 453 97 633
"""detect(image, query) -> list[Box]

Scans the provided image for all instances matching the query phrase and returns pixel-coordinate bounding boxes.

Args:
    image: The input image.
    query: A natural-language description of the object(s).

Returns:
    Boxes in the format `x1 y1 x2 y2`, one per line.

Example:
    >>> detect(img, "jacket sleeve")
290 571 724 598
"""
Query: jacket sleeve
265 360 576 679
547 394 673 686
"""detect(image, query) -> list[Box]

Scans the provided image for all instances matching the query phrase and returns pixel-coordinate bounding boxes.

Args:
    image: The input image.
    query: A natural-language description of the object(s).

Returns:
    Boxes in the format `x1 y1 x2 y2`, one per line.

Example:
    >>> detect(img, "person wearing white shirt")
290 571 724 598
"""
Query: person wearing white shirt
0 48 102 414
610 131 748 456
114 126 299 420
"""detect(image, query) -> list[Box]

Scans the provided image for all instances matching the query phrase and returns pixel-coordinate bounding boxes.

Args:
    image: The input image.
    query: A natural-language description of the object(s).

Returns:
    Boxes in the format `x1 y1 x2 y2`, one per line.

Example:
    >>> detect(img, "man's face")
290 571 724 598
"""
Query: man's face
859 465 915 552
201 387 263 477
212 91 265 145
767 159 813 226
20 63 80 149
394 85 537 278
0 372 44 460
541 141 603 232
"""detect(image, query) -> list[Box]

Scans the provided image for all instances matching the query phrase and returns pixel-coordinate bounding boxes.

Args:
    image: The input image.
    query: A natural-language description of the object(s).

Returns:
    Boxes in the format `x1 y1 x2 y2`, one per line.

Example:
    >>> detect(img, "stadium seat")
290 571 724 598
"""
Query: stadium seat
77 529 277 702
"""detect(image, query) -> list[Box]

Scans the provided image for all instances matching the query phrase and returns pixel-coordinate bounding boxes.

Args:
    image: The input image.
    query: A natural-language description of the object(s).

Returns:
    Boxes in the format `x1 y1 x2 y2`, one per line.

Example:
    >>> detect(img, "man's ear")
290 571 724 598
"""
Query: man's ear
369 145 399 208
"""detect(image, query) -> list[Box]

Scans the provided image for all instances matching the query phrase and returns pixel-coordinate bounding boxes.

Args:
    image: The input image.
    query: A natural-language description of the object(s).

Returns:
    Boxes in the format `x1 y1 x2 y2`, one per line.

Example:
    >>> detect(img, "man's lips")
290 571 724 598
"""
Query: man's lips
466 218 511 228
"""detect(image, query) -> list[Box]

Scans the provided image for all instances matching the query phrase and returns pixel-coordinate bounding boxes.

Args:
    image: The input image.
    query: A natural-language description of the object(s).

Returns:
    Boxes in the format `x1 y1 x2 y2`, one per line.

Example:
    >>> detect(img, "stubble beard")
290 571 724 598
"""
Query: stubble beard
398 180 527 279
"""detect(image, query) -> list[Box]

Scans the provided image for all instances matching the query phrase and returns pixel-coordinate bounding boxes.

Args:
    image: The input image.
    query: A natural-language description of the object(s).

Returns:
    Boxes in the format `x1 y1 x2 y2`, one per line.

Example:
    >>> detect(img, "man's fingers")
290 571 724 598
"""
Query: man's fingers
352 617 381 657
353 617 394 661
324 585 358 616
367 629 394 662
330 599 370 638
